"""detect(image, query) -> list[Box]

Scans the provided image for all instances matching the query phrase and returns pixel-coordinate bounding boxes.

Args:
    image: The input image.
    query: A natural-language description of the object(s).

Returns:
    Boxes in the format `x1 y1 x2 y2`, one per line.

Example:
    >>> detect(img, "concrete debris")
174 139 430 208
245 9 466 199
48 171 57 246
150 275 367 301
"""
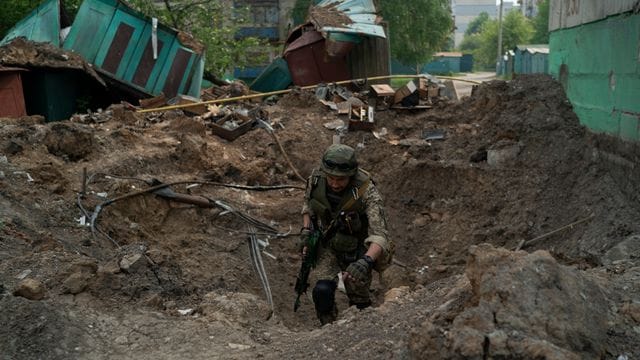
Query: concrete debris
13 278 46 300
119 253 147 274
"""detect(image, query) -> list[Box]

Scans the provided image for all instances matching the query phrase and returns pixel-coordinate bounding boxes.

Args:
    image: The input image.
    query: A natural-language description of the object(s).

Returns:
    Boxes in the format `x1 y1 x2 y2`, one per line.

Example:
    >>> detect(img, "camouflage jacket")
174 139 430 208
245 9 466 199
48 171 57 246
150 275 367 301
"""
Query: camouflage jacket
302 168 393 270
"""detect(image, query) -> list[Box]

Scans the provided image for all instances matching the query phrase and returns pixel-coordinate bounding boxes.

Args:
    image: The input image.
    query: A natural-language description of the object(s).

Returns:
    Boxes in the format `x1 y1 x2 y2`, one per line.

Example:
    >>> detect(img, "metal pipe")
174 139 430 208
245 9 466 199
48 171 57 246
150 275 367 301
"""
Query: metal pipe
136 74 482 114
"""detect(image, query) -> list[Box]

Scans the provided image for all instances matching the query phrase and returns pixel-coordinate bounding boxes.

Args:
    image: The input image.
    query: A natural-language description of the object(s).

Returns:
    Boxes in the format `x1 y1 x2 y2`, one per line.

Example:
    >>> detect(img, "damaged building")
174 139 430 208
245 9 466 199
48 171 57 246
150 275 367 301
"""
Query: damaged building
0 0 204 121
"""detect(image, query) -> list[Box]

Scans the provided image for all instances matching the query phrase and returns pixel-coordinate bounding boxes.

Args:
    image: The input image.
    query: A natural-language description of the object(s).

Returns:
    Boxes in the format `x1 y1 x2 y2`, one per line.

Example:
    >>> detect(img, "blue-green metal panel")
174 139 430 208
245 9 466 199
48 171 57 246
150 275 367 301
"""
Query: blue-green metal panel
530 53 548 74
315 0 385 38
22 71 80 121
93 9 145 77
187 57 204 96
250 57 292 92
549 12 640 141
460 54 473 72
121 24 175 90
513 50 523 74
327 32 362 44
63 0 203 98
151 42 196 95
63 0 117 62
317 0 376 14
1 0 61 46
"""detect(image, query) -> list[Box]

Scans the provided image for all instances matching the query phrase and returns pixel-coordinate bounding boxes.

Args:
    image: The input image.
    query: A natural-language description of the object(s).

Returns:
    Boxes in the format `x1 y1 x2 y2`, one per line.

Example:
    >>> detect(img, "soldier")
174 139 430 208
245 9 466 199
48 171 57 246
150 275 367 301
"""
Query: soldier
299 144 393 325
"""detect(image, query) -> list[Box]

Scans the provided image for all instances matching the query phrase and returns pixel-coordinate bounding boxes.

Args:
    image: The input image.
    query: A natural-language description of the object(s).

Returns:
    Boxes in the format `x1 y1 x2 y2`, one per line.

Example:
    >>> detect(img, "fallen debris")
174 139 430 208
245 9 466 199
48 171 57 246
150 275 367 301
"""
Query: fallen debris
13 278 46 300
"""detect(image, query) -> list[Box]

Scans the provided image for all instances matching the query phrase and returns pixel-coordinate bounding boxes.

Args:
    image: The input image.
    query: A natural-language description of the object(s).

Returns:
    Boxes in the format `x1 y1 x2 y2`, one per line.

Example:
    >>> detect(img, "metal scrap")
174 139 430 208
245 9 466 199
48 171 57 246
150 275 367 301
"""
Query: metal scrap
248 225 274 318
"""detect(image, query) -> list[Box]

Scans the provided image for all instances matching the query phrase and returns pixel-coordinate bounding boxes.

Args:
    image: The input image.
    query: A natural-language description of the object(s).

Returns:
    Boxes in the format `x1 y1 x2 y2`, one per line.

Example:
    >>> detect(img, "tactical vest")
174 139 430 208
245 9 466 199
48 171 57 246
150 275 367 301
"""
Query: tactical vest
307 169 371 259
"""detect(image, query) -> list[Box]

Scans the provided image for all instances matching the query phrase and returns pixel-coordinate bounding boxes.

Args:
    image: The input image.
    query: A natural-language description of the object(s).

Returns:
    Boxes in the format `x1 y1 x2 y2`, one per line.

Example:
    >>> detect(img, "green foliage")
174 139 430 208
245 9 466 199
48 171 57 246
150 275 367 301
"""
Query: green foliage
125 0 267 78
380 0 453 73
464 11 490 36
531 0 550 44
471 10 534 69
61 0 83 16
0 0 84 38
458 12 491 55
292 0 313 26
0 0 41 38
459 33 482 53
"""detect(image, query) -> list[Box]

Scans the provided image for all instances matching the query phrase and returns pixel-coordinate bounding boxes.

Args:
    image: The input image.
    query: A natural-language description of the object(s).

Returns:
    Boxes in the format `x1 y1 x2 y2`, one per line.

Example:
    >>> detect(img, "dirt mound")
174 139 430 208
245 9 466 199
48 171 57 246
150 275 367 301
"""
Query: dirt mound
1 74 639 359
410 244 609 359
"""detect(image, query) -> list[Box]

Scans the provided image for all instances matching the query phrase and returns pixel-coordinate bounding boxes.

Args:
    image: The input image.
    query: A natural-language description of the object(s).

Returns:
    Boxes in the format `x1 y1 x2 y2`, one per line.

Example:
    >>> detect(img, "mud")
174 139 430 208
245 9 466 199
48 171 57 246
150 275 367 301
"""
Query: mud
1 74 639 359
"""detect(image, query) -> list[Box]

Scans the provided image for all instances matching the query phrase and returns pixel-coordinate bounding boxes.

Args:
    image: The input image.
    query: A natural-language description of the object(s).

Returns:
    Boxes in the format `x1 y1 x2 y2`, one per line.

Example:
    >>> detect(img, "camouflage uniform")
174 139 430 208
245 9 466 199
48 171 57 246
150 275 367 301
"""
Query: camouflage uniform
302 158 393 323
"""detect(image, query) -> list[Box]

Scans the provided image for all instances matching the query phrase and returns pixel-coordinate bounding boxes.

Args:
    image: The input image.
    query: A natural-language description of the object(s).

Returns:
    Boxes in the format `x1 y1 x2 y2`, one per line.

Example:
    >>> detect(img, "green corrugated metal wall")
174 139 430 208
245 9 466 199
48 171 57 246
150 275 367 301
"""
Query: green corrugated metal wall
63 0 202 98
549 12 640 142
0 0 61 46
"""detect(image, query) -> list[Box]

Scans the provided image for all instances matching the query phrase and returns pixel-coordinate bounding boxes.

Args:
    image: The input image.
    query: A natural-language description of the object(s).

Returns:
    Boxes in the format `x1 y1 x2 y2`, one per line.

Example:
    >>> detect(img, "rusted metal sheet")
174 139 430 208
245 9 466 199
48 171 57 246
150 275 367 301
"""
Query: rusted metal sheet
162 48 193 99
0 67 27 117
284 30 350 86
102 22 135 74
132 39 165 87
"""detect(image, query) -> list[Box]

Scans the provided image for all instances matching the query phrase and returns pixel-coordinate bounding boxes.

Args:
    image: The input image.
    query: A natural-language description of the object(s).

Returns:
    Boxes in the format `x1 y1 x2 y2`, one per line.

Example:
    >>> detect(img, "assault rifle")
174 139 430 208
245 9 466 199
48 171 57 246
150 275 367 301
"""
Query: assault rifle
293 228 320 312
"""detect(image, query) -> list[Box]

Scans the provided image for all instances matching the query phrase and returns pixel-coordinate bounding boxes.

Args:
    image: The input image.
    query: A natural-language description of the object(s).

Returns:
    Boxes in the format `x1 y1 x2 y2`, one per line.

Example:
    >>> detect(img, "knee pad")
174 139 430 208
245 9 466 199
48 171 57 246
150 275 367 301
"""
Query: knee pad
312 280 336 314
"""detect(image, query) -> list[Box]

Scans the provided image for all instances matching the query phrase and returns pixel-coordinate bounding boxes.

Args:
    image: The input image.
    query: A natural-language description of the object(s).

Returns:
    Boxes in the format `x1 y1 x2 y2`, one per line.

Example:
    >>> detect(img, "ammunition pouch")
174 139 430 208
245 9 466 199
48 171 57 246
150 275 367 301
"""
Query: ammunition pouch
337 211 362 234
330 232 359 253
309 199 330 224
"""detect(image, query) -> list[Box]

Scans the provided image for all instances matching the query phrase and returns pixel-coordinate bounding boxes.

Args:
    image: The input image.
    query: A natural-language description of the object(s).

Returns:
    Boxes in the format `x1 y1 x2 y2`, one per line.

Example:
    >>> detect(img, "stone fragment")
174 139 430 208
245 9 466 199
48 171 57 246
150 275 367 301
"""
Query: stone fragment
13 278 45 300
62 273 91 295
119 253 146 273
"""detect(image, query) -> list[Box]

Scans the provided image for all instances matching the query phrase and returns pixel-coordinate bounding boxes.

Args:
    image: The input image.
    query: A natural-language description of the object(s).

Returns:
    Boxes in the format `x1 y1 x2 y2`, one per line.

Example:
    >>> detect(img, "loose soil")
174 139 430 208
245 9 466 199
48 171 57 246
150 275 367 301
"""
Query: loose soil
1 75 639 359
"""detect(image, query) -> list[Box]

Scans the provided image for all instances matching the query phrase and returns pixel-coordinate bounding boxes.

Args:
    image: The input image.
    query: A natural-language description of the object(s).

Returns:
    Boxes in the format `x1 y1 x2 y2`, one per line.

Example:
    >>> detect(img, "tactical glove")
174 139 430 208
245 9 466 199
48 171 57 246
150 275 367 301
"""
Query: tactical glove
298 227 312 254
345 257 373 284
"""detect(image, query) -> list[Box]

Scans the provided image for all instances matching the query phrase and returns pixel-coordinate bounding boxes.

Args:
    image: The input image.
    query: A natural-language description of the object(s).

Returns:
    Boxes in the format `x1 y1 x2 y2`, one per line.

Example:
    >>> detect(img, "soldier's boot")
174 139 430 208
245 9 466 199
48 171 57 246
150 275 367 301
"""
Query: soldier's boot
349 300 372 310
317 304 338 325
312 280 337 325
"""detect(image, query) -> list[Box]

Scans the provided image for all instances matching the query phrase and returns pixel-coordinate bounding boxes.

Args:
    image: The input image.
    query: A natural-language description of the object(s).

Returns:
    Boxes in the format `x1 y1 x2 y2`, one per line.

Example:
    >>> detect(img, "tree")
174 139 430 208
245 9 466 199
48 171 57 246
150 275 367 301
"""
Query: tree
127 0 267 78
459 33 482 53
292 0 313 26
2 0 42 38
379 0 453 73
0 0 84 38
464 11 490 36
530 0 550 44
458 12 490 54
472 10 533 69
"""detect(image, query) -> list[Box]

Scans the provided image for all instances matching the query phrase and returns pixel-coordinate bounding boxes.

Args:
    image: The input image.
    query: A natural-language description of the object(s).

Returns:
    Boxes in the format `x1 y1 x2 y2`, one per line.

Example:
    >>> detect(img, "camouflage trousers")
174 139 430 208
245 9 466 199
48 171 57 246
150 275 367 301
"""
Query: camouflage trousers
311 243 371 305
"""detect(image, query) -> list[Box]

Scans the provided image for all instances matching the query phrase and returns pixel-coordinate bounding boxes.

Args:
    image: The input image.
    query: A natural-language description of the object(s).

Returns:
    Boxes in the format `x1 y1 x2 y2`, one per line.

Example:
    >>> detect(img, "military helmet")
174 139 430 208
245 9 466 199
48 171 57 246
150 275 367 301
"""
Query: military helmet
321 144 358 177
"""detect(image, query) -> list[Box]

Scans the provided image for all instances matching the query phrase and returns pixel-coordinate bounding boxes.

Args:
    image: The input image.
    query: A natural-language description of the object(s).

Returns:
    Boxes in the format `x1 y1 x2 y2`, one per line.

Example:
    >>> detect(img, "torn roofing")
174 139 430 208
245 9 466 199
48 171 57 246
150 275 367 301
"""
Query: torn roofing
0 37 106 87
311 0 386 39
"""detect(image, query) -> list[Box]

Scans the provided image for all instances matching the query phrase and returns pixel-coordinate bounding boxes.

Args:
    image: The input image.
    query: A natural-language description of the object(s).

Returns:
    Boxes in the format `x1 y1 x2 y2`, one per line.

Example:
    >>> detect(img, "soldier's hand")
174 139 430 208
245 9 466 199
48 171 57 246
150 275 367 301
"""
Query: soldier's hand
298 228 311 255
345 258 372 284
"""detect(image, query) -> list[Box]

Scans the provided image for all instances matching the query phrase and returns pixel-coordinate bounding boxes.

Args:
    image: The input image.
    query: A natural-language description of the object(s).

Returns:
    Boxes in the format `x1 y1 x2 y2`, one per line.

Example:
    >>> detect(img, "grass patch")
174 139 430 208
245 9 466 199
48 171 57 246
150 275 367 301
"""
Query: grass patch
390 77 418 88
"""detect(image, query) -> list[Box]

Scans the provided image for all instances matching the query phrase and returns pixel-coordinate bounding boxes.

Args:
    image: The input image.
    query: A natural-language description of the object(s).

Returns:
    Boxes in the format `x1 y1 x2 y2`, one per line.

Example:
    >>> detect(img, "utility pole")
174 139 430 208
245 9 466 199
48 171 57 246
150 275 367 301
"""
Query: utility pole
496 0 504 74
